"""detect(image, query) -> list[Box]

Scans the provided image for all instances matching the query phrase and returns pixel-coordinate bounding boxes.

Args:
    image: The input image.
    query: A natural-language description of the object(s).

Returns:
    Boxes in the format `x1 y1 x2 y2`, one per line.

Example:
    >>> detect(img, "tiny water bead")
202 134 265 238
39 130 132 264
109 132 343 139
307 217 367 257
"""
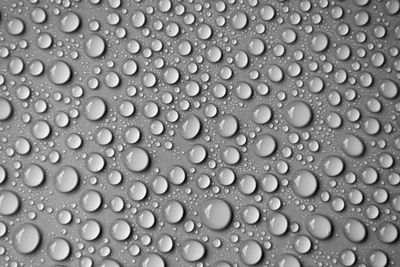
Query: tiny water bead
0 0 399 266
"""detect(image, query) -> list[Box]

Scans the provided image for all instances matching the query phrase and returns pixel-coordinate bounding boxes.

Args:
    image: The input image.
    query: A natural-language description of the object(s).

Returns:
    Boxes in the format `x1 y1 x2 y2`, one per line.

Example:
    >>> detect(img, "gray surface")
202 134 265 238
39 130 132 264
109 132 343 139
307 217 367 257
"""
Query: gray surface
0 0 399 266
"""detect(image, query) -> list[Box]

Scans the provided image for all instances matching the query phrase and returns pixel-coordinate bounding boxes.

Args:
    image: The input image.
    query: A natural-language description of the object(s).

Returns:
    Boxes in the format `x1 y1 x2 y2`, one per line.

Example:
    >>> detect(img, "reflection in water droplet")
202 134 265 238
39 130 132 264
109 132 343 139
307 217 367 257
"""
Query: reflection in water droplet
201 198 232 231
12 223 41 254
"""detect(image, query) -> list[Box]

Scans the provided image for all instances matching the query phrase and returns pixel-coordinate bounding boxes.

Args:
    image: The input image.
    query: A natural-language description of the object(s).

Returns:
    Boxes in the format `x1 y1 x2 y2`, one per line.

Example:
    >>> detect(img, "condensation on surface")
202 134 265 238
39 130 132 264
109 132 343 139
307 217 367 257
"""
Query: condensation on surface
0 0 400 266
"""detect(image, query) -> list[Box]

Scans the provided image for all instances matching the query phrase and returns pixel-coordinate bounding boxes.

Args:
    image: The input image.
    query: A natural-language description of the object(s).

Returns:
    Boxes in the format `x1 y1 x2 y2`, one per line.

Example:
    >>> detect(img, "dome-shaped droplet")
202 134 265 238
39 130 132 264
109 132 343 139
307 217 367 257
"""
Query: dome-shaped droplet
181 115 201 140
80 190 102 212
47 237 71 261
284 101 312 128
180 239 206 262
162 67 180 85
321 155 344 177
162 200 185 224
267 212 288 236
84 35 106 58
80 219 101 241
110 219 131 241
309 32 329 52
306 214 333 240
59 11 80 33
342 134 365 157
128 181 147 201
291 169 318 198
12 223 41 254
0 97 12 121
217 114 238 138
239 240 263 265
23 163 45 187
139 253 165 267
48 61 71 85
275 254 301 267
343 218 367 243
253 134 277 157
201 198 232 231
123 147 150 172
54 166 79 193
0 190 20 215
377 222 398 244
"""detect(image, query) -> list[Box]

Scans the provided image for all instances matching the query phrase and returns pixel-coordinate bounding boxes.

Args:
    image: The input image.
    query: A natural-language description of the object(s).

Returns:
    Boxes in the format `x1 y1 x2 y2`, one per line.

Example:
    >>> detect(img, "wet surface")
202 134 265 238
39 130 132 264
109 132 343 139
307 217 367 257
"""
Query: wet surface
0 0 400 266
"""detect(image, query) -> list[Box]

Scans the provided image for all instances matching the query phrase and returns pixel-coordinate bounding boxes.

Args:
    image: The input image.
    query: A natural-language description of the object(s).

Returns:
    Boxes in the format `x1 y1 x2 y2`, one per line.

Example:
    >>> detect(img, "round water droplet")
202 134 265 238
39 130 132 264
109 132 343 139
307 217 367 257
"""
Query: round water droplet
306 214 333 240
131 10 146 28
110 219 131 241
284 101 312 128
253 134 277 157
137 209 156 229
123 147 150 172
201 198 232 231
267 212 288 236
309 32 329 52
291 169 318 198
47 237 71 261
241 205 260 225
379 79 398 99
0 97 12 121
321 156 344 177
162 67 180 85
54 166 79 193
31 120 51 140
239 240 263 265
293 235 312 254
181 114 201 139
80 219 101 241
139 253 165 267
60 11 80 33
377 222 398 244
84 35 106 58
275 254 301 267
217 114 238 138
0 190 20 215
80 190 102 212
12 223 41 254
128 181 147 201
340 249 356 267
367 250 388 267
180 239 206 262
342 134 365 157
163 200 185 224
343 218 367 243
231 11 248 30
7 17 25 35
23 164 45 187
252 104 272 125
48 61 71 85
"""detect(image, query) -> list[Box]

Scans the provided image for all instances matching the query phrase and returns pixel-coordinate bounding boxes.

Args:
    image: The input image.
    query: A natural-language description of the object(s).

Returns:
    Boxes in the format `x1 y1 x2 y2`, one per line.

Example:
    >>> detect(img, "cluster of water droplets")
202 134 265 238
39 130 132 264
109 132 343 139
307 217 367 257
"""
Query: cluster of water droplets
0 0 400 266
